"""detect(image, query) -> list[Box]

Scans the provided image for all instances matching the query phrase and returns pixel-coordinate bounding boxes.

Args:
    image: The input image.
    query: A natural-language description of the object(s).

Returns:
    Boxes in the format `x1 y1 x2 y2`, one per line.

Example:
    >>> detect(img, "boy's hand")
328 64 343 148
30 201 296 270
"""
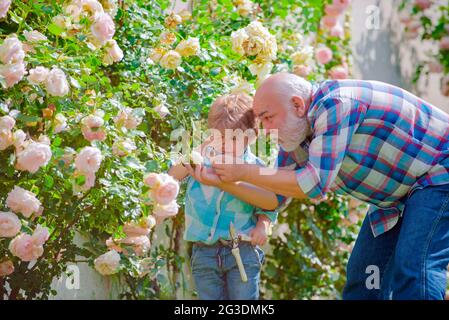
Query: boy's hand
249 219 270 246
185 164 222 187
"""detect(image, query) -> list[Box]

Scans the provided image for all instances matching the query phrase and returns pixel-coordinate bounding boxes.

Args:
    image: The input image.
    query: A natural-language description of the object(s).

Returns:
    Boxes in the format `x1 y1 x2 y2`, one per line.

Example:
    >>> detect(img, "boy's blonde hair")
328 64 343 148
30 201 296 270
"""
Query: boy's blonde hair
207 93 257 132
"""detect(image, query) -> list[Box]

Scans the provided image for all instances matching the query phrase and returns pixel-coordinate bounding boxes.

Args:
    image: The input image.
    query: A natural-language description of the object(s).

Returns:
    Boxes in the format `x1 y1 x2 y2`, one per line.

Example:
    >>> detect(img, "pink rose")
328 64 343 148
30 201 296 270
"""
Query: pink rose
12 129 26 149
81 115 106 142
415 0 431 10
0 62 26 88
6 186 42 218
153 201 179 222
75 146 102 174
0 260 14 277
0 0 11 19
0 211 21 238
16 141 52 173
329 65 349 79
94 250 120 275
149 174 180 205
72 170 96 193
428 61 443 73
315 46 333 65
91 13 115 45
31 225 50 246
330 23 344 38
113 108 142 129
112 138 136 157
0 36 24 64
9 233 44 261
0 128 13 150
322 15 338 30
293 65 312 78
325 4 345 17
123 222 150 237
28 66 50 85
120 235 150 256
106 237 123 253
440 36 449 50
45 68 70 97
143 172 162 188
0 115 15 130
332 0 351 11
103 40 123 65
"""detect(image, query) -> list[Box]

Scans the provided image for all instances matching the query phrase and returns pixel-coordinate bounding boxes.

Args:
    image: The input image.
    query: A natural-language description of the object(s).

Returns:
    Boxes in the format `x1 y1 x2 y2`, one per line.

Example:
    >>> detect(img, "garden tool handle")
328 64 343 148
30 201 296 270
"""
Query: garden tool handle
231 247 248 282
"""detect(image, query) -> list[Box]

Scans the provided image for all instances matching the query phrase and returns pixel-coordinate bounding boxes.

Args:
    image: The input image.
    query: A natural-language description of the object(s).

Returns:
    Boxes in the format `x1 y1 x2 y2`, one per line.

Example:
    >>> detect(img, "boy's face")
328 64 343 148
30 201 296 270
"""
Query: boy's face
206 129 251 158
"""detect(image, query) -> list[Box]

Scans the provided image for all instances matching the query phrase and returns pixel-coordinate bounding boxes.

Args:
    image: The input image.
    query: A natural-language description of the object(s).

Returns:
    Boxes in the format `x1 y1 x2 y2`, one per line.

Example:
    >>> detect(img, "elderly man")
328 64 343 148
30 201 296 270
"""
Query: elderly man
208 73 449 300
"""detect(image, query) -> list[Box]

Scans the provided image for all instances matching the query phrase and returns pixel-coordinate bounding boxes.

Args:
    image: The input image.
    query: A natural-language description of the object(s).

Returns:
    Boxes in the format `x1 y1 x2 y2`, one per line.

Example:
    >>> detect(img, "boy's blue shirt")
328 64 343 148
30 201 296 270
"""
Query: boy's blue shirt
183 148 278 244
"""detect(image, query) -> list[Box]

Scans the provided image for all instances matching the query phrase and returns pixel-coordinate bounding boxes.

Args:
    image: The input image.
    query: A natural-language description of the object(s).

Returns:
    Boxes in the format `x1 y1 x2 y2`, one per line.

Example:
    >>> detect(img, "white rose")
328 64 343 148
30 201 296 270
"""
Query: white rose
0 62 26 89
175 37 200 57
28 66 50 85
45 68 70 97
0 36 25 64
159 50 182 70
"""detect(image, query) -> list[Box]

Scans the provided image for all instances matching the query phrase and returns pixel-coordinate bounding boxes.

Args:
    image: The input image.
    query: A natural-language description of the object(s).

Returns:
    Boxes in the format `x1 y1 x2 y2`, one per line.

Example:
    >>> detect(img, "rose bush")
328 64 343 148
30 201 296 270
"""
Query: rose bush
0 0 359 300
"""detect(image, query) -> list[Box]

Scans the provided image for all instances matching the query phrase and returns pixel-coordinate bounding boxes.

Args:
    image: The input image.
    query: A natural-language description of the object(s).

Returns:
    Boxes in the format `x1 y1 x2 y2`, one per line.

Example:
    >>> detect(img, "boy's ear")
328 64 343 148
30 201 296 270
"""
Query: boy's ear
291 96 307 117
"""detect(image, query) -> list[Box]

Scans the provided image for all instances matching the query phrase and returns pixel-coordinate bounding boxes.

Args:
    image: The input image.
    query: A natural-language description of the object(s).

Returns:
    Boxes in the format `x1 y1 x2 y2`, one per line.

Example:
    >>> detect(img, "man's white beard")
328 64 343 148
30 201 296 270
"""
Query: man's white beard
278 113 310 152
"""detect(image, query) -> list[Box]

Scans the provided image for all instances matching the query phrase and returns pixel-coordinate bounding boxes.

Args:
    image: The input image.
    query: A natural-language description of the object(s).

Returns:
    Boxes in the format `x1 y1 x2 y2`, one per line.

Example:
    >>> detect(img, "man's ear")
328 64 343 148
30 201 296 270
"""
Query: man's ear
291 96 307 117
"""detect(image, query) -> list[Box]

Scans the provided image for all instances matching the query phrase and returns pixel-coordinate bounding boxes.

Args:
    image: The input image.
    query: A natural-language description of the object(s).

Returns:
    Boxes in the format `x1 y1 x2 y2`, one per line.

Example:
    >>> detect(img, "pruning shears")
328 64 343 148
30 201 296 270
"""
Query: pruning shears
229 222 251 282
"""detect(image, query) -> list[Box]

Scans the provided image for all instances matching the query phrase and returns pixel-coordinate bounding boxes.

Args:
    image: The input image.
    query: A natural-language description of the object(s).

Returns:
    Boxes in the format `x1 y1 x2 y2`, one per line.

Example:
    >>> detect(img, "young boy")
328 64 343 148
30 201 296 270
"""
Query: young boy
168 93 279 300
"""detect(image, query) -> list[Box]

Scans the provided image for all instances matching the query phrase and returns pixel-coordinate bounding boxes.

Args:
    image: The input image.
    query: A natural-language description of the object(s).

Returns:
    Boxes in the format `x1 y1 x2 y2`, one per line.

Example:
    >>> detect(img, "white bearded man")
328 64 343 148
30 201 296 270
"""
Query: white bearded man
188 72 449 300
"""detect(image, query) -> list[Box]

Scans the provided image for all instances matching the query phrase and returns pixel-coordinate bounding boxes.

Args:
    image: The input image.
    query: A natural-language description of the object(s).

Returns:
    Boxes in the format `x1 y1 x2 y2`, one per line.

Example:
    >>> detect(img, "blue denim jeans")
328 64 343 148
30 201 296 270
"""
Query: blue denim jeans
190 242 264 300
343 183 449 300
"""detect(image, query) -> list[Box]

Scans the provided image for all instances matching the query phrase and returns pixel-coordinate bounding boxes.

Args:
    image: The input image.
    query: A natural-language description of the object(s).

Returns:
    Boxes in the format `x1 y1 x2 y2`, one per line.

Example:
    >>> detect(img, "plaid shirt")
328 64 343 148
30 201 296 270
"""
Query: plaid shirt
277 79 449 237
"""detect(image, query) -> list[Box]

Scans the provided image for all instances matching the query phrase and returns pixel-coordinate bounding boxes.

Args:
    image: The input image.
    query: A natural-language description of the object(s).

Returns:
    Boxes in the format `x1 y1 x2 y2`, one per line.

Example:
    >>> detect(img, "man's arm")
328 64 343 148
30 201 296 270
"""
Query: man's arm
241 163 307 199
185 164 279 210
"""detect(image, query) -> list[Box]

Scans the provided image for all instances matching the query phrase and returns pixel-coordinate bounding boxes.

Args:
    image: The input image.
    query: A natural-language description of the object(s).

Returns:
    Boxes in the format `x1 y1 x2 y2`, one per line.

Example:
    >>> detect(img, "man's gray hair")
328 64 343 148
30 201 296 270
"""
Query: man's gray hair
274 73 312 101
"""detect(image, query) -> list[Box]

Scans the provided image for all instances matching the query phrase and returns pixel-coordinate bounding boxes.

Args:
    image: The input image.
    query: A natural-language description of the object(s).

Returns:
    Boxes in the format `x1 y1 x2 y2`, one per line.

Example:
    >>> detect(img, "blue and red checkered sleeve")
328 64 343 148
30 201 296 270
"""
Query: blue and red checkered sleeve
295 97 365 199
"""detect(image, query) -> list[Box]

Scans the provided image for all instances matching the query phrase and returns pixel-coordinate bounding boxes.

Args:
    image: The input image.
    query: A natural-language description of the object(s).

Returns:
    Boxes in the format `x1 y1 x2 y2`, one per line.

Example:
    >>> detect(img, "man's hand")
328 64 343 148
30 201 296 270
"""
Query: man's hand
185 163 222 187
249 217 271 246
211 155 250 183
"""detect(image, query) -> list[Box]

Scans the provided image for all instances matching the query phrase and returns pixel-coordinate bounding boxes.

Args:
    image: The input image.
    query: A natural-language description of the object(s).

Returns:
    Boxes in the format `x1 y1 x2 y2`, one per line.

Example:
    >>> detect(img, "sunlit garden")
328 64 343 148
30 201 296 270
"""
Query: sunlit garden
1 0 449 302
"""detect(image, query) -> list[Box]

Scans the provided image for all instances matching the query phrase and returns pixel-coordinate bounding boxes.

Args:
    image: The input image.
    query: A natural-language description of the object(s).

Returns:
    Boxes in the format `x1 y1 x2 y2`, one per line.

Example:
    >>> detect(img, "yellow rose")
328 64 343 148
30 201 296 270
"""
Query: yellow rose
231 29 249 56
160 31 176 45
258 34 277 61
291 46 314 65
245 21 271 39
243 35 265 56
160 50 182 70
149 47 166 63
175 37 200 57
164 12 182 29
